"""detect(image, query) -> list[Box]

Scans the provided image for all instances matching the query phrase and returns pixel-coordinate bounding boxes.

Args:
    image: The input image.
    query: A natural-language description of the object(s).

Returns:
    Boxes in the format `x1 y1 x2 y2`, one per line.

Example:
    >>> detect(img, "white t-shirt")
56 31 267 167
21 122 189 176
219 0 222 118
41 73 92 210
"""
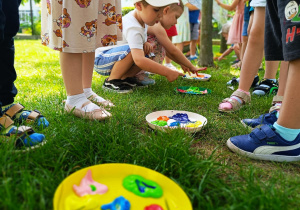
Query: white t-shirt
96 10 147 53
123 10 148 50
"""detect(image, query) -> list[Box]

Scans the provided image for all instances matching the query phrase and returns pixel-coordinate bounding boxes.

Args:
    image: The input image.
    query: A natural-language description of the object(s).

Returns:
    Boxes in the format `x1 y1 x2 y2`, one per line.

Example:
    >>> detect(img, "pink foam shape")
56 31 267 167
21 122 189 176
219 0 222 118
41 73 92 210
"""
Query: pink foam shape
73 170 108 197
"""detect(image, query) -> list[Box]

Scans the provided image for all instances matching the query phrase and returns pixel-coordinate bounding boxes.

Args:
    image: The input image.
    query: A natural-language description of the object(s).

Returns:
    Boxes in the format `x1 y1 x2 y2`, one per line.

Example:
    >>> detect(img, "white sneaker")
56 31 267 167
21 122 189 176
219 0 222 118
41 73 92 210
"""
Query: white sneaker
164 63 177 71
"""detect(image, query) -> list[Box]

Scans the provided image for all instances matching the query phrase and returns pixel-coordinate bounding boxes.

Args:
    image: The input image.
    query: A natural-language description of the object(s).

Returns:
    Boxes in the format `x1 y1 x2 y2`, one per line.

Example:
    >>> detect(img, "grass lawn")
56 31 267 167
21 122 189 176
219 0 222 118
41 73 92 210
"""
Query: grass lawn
1 40 300 209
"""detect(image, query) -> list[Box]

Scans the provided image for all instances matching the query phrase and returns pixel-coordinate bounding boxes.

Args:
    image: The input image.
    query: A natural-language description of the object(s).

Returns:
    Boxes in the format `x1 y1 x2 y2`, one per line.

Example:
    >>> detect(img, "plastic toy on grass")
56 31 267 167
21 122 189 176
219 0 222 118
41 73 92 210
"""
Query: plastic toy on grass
146 110 207 133
175 86 212 95
53 163 192 210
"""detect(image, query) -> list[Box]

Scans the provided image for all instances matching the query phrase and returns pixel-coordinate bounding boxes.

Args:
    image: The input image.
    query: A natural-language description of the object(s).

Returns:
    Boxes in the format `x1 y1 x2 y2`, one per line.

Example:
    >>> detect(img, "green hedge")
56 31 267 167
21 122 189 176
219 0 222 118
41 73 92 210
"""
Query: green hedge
122 7 135 16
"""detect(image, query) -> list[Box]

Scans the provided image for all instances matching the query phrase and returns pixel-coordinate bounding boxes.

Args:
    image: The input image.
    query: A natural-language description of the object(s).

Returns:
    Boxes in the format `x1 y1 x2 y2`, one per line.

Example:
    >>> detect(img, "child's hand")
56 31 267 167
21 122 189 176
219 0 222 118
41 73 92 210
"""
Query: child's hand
143 42 153 56
166 69 184 82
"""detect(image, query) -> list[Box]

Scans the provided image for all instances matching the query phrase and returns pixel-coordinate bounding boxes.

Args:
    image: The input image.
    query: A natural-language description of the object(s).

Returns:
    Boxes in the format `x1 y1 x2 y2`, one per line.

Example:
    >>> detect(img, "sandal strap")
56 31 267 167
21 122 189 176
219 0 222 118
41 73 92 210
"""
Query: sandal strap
272 95 283 104
222 97 243 111
232 90 251 103
0 116 14 129
26 111 41 122
4 103 24 118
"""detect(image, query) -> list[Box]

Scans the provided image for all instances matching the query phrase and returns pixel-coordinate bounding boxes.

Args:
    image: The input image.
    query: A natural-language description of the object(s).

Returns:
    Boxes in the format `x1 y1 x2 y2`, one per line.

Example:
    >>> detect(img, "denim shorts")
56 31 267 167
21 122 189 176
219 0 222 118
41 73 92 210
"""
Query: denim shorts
190 22 200 40
94 45 131 76
242 20 249 36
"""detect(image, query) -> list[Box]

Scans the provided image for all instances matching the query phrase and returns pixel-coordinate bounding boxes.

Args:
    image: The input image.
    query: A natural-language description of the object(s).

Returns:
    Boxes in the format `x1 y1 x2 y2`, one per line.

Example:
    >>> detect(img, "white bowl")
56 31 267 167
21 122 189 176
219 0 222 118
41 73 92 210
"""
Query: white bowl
146 110 207 133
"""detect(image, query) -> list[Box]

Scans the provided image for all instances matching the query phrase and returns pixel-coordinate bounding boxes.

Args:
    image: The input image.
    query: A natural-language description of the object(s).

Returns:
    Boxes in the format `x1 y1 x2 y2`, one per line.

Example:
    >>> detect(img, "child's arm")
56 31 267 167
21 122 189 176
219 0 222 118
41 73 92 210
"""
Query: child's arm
131 48 184 82
215 0 240 11
185 3 200 11
218 47 233 61
148 23 204 73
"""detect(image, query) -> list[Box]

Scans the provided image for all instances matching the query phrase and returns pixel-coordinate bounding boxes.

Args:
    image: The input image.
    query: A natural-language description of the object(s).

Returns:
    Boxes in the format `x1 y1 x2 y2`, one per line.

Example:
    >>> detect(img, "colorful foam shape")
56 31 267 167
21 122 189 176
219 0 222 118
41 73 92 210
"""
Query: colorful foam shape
169 113 191 123
101 196 130 210
151 120 168 127
73 169 108 197
123 175 163 198
144 204 164 210
64 194 102 210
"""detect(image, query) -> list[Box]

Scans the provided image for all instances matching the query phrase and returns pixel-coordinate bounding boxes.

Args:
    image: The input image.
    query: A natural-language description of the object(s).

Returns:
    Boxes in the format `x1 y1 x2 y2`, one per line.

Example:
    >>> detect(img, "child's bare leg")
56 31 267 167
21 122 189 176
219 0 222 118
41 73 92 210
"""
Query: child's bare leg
190 40 197 56
269 61 289 112
276 59 300 129
233 43 241 61
108 52 134 80
175 43 184 52
60 52 83 95
238 7 265 91
81 52 113 106
60 52 101 112
82 52 95 89
219 8 265 111
264 61 279 79
241 36 248 62
165 36 173 64
122 64 142 79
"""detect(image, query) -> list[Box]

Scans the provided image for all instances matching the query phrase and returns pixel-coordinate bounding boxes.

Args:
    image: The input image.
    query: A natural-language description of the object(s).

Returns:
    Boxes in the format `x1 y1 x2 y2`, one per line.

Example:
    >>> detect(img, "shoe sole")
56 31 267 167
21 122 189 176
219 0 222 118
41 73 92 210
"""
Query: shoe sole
102 85 133 94
14 140 47 153
226 139 300 162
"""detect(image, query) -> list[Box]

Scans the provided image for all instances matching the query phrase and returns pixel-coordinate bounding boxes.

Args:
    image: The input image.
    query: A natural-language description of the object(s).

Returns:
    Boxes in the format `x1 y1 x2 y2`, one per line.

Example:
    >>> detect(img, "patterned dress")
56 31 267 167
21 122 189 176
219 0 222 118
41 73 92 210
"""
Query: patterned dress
41 0 122 53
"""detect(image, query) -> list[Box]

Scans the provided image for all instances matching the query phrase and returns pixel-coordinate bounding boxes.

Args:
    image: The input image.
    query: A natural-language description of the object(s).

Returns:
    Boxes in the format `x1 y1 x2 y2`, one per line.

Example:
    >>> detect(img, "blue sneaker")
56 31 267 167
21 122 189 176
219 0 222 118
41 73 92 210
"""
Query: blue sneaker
227 125 300 162
189 55 198 61
241 111 278 129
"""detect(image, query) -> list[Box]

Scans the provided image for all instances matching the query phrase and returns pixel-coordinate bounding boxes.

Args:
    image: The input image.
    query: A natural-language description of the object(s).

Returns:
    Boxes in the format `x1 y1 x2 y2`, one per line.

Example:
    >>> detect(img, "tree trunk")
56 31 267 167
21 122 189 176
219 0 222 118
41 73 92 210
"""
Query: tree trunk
29 0 35 35
198 0 214 67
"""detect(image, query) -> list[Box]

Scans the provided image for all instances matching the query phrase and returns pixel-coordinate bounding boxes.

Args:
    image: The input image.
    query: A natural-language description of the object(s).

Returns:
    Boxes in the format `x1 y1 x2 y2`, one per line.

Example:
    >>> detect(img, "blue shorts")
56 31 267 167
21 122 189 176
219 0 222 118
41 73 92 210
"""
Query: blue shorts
94 45 131 76
242 20 249 36
190 23 200 40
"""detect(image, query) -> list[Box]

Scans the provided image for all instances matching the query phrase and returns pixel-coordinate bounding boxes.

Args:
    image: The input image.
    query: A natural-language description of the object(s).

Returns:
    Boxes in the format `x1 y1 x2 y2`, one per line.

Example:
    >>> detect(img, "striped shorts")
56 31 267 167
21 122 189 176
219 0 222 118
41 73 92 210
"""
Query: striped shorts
94 45 131 76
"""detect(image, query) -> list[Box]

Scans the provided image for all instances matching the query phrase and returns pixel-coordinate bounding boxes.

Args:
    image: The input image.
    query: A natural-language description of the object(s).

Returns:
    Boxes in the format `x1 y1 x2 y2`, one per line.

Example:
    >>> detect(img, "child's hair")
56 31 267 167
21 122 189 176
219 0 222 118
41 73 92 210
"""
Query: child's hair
170 0 184 11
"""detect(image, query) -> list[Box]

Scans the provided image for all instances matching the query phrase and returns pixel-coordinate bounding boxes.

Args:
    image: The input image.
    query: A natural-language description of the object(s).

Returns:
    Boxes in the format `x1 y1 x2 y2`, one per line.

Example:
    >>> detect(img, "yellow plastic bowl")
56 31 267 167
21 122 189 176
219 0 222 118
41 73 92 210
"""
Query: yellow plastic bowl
53 163 192 210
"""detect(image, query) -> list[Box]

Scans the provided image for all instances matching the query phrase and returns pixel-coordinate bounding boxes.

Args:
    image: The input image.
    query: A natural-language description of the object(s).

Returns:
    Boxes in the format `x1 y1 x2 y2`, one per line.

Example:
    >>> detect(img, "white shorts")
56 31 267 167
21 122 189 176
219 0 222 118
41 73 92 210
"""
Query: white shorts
250 0 266 7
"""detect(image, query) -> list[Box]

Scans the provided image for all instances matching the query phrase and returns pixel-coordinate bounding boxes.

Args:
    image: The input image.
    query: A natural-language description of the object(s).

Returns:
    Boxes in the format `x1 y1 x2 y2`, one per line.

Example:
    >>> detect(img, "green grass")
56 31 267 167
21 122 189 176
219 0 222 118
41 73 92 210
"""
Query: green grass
1 40 299 209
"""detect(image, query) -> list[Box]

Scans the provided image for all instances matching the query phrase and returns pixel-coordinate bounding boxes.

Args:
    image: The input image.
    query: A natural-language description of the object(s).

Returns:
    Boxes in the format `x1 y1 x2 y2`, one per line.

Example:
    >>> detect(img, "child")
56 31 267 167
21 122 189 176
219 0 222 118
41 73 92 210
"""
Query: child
146 1 206 73
172 0 190 53
0 0 46 149
94 0 187 94
187 0 201 61
216 23 241 62
215 0 244 51
227 0 300 162
41 1 120 120
164 25 179 70
217 0 283 112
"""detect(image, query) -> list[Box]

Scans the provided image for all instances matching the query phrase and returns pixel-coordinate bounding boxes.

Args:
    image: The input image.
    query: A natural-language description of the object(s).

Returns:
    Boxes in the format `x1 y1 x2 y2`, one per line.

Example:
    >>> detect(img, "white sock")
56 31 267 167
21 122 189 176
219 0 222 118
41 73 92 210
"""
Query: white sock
83 88 106 103
66 93 100 112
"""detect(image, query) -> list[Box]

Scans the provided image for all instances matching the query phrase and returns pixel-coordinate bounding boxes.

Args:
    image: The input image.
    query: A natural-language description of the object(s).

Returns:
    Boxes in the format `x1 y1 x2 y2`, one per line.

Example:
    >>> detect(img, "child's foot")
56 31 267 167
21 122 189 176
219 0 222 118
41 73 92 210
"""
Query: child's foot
121 77 147 88
227 125 300 162
226 77 240 86
102 78 133 94
241 111 278 129
188 55 198 61
164 63 177 71
2 103 49 129
84 88 114 107
0 115 45 151
252 79 278 96
218 89 251 112
135 73 155 86
269 95 283 113
65 93 111 120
